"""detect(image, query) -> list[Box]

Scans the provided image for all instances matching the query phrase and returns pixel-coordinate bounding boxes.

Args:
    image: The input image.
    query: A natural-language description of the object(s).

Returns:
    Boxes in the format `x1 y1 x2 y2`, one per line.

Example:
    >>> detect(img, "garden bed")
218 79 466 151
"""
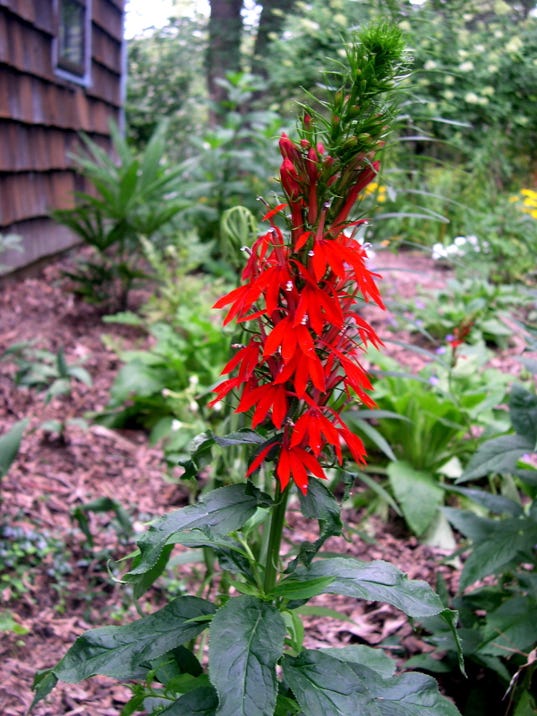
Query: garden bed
0 248 530 715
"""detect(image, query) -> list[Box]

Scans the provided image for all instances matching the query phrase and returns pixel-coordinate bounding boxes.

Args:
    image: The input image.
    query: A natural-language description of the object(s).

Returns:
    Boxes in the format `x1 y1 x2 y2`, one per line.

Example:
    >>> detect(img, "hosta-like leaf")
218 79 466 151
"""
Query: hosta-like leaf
125 484 271 582
208 595 286 716
388 461 444 536
283 649 461 715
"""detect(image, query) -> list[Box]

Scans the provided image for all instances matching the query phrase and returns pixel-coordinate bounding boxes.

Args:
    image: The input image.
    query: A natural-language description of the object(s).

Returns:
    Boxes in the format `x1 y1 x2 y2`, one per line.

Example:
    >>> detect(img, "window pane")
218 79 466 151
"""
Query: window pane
58 0 86 75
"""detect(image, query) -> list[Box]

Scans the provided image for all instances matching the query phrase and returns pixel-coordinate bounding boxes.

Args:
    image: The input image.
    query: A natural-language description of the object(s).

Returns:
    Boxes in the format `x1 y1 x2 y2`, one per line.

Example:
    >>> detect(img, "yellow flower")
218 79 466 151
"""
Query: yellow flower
512 188 537 219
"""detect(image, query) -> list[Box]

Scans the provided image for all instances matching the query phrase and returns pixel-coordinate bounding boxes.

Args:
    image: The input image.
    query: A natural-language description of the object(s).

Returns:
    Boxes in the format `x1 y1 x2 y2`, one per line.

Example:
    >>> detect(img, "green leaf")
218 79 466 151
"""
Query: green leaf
125 484 271 583
460 434 534 481
37 597 215 685
0 609 29 634
447 486 523 517
387 461 444 535
0 419 28 478
457 517 537 591
213 429 266 447
158 686 219 715
30 670 59 711
319 645 396 679
282 649 461 715
479 596 537 658
293 556 452 619
208 595 286 716
289 479 342 569
269 575 335 601
509 383 537 444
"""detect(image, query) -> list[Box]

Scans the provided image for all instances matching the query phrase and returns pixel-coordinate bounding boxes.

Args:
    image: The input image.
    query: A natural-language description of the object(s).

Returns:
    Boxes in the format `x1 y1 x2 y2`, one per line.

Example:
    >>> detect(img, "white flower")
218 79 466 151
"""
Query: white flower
464 91 480 104
506 36 523 54
459 61 475 73
424 60 437 71
432 243 448 260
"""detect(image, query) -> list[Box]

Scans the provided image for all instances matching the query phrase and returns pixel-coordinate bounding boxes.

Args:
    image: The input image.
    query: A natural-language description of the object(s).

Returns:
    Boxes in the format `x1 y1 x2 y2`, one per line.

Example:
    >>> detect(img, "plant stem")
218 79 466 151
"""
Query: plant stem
263 482 290 595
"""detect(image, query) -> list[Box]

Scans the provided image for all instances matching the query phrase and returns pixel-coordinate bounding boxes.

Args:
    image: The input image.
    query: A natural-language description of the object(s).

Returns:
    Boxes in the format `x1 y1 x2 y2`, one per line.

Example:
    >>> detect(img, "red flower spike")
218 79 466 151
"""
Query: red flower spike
212 121 387 494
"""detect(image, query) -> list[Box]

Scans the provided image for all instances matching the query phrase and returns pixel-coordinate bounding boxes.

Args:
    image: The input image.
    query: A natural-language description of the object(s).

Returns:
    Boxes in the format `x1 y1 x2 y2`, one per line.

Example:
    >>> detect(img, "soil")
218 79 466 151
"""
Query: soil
0 248 531 715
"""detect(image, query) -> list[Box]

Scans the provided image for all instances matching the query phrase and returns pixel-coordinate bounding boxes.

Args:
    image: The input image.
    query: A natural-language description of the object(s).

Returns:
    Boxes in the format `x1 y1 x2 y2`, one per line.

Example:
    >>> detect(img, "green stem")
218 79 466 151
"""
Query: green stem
263 481 290 595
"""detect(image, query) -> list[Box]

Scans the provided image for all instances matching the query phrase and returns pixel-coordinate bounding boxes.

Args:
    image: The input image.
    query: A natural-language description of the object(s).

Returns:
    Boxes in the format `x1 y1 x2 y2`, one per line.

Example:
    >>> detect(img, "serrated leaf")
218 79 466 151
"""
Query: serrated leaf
282 649 461 715
208 595 286 716
387 461 444 535
293 556 451 619
125 484 271 584
460 434 534 481
32 596 215 701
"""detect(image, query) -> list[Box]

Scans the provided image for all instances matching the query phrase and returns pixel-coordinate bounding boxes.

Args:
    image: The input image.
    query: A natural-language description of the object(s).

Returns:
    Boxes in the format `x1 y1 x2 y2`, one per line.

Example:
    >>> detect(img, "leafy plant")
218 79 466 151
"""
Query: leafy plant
1 343 92 403
54 121 187 310
96 309 230 467
349 347 509 542
0 525 70 603
409 376 537 715
31 26 462 716
393 278 524 349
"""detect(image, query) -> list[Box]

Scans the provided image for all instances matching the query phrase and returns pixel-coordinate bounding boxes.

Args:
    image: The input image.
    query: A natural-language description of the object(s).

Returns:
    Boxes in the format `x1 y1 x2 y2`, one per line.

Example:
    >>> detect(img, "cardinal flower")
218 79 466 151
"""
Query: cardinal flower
211 40 402 492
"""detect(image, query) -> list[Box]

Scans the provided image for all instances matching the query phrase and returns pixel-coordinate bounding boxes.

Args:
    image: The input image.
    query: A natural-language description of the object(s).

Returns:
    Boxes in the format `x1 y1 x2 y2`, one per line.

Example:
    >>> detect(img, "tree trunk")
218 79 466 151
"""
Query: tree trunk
207 0 244 124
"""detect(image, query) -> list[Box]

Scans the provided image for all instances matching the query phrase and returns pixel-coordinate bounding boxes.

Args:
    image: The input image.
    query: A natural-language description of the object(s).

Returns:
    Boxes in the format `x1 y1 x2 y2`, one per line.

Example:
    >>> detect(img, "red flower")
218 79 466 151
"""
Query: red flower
212 126 384 494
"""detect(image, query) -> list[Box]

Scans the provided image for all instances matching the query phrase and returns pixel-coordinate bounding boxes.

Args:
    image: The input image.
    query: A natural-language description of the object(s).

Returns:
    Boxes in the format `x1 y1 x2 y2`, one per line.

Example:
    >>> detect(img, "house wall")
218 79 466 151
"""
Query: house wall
0 0 125 273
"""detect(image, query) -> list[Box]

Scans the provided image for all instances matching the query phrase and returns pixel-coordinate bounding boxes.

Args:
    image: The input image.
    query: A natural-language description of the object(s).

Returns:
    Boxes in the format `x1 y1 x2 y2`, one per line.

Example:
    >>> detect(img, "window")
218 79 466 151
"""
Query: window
53 0 92 85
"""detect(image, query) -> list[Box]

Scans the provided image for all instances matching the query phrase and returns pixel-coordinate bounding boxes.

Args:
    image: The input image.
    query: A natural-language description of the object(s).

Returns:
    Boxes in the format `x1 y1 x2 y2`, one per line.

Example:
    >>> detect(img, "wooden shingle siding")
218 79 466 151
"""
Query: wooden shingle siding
0 0 125 273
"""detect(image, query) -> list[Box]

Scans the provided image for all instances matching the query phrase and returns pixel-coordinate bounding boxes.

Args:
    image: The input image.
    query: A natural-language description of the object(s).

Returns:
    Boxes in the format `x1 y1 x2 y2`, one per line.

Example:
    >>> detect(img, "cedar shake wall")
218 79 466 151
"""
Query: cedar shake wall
0 0 125 273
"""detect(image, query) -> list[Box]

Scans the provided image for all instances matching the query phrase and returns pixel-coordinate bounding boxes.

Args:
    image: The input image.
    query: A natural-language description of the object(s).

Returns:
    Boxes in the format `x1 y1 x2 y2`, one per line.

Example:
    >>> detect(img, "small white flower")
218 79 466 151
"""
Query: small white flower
172 419 183 431
464 91 480 105
459 61 475 73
